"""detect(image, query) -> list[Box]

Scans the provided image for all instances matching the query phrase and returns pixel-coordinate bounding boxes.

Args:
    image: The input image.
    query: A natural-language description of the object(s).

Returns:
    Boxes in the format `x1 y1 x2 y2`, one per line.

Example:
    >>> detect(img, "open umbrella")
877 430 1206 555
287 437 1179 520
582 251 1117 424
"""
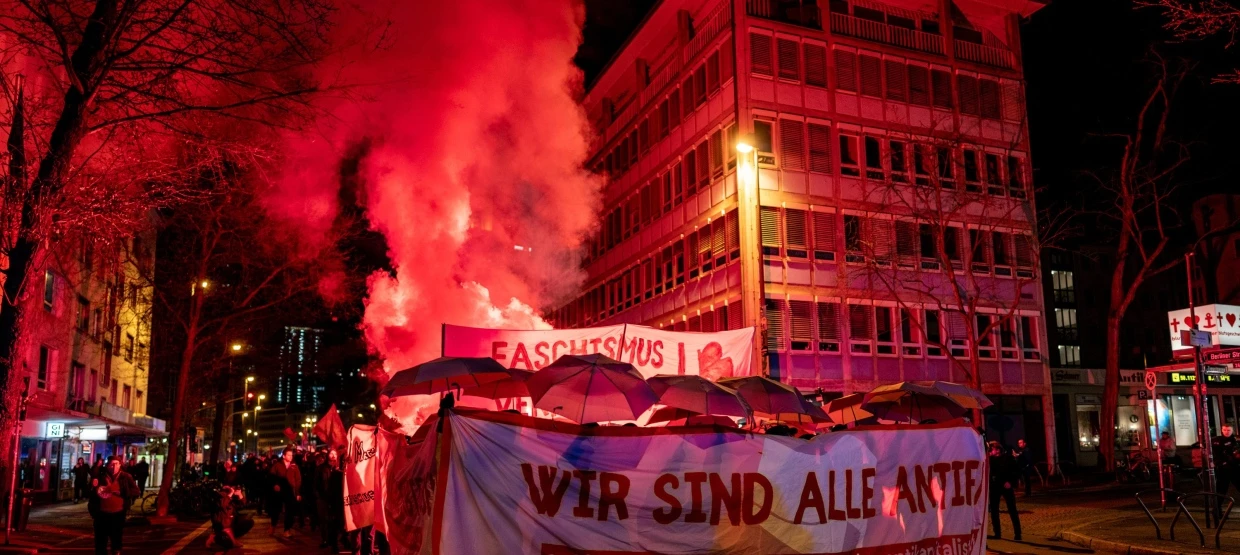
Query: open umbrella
525 354 657 423
460 368 535 399
717 376 810 416
824 393 877 426
861 382 968 423
647 375 750 418
647 406 738 427
382 356 510 397
929 381 993 410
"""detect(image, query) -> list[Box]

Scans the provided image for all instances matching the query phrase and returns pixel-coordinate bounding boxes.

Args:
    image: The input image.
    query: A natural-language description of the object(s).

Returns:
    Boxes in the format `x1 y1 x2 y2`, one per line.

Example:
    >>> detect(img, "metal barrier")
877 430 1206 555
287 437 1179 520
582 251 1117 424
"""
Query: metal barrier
1136 488 1181 539
1170 492 1235 548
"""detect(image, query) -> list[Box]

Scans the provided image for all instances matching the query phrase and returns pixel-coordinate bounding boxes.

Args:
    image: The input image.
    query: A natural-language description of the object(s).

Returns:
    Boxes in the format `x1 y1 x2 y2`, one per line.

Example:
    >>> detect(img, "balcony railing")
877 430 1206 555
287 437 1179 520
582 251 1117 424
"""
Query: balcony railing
829 12 944 55
747 0 822 30
954 39 1016 69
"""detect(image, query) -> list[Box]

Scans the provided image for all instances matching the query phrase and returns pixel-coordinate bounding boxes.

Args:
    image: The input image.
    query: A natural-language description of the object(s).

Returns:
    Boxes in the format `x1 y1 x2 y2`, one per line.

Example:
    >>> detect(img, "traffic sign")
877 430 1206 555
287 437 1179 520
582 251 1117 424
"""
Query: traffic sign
1137 389 1151 400
1145 371 1158 391
1183 329 1213 348
1204 347 1240 364
1206 365 1229 375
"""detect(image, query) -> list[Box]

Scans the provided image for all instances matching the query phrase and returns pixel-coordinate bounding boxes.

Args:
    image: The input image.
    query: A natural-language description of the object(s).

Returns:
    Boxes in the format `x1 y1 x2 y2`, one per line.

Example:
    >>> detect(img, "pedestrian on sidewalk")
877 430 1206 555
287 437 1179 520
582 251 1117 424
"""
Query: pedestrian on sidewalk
132 457 149 492
1012 439 1033 496
88 456 140 555
988 441 1022 541
268 446 302 538
314 450 344 551
72 458 91 503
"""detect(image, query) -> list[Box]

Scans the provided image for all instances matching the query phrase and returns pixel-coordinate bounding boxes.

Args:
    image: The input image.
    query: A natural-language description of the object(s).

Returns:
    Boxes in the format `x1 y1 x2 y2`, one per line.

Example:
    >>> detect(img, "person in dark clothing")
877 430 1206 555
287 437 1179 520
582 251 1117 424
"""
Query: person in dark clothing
1213 425 1238 497
268 447 302 537
297 453 317 530
90 458 104 480
72 458 92 503
1012 439 1034 496
315 450 344 550
988 441 1021 541
132 457 150 492
88 456 140 555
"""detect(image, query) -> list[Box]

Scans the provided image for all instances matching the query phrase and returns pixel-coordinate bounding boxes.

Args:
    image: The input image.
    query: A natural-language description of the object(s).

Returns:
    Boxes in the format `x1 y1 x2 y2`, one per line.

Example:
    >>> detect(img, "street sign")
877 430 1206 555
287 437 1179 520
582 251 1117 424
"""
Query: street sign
1183 329 1213 348
1145 371 1158 391
1137 389 1151 400
1204 347 1240 364
1206 365 1229 375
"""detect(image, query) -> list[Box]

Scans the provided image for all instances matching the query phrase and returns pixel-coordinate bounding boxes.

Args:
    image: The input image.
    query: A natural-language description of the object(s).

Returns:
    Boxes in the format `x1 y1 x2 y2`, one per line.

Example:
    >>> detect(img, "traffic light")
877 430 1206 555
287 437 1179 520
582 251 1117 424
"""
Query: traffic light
246 392 255 408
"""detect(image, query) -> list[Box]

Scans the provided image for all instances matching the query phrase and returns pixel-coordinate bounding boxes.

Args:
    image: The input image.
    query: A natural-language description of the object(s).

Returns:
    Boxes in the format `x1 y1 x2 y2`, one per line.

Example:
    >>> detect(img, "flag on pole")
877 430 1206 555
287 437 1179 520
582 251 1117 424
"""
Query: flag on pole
283 427 297 445
313 404 348 449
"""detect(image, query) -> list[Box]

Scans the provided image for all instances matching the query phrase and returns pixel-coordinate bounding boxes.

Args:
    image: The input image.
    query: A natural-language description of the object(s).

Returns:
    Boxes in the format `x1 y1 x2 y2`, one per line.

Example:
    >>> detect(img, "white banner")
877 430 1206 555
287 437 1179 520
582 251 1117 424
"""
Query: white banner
344 424 377 531
431 411 988 554
443 323 755 379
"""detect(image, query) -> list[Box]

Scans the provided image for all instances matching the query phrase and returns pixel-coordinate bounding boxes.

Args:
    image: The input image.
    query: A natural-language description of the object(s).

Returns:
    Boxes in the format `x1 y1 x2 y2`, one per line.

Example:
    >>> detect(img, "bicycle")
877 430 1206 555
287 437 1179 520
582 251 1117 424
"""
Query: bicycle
1117 451 1155 483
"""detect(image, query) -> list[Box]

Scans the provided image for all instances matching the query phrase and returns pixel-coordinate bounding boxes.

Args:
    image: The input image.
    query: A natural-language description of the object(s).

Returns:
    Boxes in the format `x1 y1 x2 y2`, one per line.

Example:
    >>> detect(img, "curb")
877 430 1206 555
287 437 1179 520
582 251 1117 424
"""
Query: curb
1057 530 1209 555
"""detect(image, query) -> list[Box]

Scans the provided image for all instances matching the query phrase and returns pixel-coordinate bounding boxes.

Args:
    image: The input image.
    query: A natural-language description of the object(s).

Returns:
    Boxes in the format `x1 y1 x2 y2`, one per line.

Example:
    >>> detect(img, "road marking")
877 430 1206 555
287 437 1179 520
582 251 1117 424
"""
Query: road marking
160 519 211 555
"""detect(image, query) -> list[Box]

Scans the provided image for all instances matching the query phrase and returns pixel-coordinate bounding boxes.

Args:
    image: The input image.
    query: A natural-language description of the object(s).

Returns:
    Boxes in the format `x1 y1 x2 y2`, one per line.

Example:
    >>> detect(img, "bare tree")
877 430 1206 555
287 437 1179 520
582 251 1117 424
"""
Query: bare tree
0 0 337 483
1141 0 1240 83
1094 58 1188 471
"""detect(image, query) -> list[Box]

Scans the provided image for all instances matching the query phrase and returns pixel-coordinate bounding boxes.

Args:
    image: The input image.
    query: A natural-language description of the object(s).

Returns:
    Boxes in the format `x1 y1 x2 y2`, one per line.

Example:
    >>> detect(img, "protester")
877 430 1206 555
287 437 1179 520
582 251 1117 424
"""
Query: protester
987 442 1021 541
268 447 302 537
72 458 91 503
299 451 318 530
315 450 344 551
132 457 150 492
1158 431 1181 466
90 457 104 480
1012 439 1033 496
88 456 140 555
1213 424 1238 497
221 460 238 486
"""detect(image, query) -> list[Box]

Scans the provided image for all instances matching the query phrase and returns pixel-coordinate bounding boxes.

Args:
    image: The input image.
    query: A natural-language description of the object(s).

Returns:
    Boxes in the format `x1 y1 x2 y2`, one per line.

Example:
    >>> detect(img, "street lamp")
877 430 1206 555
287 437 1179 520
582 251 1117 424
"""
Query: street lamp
232 343 243 352
736 134 768 377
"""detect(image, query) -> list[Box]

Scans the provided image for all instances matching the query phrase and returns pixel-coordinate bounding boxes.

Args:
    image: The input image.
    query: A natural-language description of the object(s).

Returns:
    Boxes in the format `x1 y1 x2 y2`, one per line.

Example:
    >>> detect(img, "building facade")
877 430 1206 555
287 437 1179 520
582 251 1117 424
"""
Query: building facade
549 0 1052 455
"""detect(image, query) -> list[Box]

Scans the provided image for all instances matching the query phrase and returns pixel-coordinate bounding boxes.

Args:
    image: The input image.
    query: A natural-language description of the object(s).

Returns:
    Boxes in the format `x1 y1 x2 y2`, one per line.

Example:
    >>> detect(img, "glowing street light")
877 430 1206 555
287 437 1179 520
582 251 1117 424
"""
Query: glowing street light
258 394 266 401
735 141 754 154
246 376 255 382
232 343 243 352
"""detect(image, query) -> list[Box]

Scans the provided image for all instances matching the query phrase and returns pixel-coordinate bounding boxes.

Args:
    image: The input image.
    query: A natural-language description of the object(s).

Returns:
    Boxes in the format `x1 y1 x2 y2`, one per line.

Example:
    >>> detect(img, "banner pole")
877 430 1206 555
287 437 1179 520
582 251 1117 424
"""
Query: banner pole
441 323 446 357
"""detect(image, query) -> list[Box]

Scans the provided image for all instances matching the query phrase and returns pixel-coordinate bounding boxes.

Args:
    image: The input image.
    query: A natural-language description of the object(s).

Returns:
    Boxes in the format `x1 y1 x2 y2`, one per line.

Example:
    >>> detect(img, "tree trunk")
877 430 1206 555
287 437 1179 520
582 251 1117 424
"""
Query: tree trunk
1101 314 1122 473
209 393 225 468
155 296 200 517
0 238 35 498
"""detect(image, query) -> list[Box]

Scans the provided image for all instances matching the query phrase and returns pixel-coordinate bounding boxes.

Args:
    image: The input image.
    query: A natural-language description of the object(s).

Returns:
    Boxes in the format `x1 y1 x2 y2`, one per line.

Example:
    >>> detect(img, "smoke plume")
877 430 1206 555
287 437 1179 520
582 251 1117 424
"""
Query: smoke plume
271 0 600 426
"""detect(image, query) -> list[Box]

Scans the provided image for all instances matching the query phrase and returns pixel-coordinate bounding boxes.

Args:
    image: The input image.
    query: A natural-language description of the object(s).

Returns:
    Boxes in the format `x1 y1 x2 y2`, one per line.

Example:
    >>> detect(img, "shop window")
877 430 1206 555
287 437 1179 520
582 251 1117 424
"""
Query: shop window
1076 404 1100 452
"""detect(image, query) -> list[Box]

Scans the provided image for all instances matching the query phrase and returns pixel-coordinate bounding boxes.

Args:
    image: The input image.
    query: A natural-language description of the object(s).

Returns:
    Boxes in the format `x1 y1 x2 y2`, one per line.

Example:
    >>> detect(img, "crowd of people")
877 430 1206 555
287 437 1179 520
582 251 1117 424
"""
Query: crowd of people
70 456 151 504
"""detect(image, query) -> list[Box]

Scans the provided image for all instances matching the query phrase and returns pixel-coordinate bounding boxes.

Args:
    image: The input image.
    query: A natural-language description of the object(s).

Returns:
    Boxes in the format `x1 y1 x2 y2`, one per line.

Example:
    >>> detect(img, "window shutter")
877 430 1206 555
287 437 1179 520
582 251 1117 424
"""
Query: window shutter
817 302 841 340
785 209 808 249
779 119 806 170
945 312 967 340
696 141 710 186
884 60 906 102
789 300 813 342
1001 81 1022 121
765 299 785 351
834 49 857 91
728 301 743 330
709 130 723 174
697 227 712 268
859 54 882 97
760 207 781 248
931 69 953 109
958 75 979 115
712 218 726 260
868 218 895 263
992 231 1010 266
979 79 1001 119
683 74 696 113
895 220 918 258
707 51 721 93
804 43 827 87
969 229 992 265
751 33 773 76
812 211 835 254
1014 234 1034 268
849 305 873 340
702 311 716 332
777 38 799 81
721 37 734 82
808 123 832 173
908 65 930 105
668 88 681 127
726 210 740 256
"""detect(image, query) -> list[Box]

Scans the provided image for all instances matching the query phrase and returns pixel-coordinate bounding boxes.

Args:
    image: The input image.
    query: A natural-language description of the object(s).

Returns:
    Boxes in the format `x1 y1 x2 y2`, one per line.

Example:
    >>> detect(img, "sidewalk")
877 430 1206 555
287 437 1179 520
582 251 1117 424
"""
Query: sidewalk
1057 500 1240 555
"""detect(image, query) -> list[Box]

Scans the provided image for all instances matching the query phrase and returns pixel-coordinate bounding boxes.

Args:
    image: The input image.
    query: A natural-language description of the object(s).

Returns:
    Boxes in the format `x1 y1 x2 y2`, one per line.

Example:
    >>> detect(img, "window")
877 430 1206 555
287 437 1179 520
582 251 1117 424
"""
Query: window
804 44 827 87
669 89 681 129
1007 156 1026 198
43 271 54 312
1000 318 1018 359
1056 308 1079 342
936 147 954 188
963 150 980 191
751 33 773 76
75 296 90 332
969 229 991 271
37 346 52 390
707 51 721 93
684 150 698 196
849 304 874 353
835 49 857 92
844 215 863 262
727 210 741 260
958 75 979 115
125 333 135 362
931 69 953 109
91 308 103 339
760 207 781 256
1058 345 1081 367
925 309 943 356
69 362 86 401
943 227 963 267
985 153 1003 195
89 369 98 404
1014 235 1034 275
913 145 931 185
122 385 131 410
780 119 806 170
992 231 1011 268
109 379 118 405
908 65 930 105
1076 402 1100 451
859 54 882 97
896 221 918 267
694 67 707 106
875 306 895 354
785 209 809 259
900 308 921 356
889 140 907 182
918 224 936 260
980 79 1001 119
1021 315 1041 360
817 302 842 352
976 314 994 359
885 60 907 102
812 211 836 260
754 120 774 153
1052 270 1075 303
710 129 724 176
863 136 883 179
808 123 832 173
777 38 799 81
789 300 813 351
765 299 785 352
839 134 860 176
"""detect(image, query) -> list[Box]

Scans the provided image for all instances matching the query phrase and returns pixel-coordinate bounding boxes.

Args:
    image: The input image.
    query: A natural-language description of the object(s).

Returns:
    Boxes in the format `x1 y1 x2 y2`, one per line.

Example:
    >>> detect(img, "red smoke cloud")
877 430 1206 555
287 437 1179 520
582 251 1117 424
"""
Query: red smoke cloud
272 0 601 426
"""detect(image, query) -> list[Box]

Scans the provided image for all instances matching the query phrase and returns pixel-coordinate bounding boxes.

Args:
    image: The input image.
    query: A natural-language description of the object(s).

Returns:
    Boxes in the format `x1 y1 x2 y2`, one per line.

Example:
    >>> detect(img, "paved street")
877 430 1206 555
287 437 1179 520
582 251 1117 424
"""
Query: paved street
4 484 1238 554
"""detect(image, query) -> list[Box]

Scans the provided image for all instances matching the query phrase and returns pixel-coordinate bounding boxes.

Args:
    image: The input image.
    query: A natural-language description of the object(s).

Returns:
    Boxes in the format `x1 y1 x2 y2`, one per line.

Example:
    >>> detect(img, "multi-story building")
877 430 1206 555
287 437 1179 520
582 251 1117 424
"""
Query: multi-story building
549 0 1052 455
16 235 166 502
277 326 325 411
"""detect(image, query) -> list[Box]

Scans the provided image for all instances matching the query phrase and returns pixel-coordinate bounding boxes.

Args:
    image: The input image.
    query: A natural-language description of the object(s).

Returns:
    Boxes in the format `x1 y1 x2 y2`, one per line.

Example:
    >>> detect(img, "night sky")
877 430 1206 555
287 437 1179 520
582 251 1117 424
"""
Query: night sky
577 0 1240 236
